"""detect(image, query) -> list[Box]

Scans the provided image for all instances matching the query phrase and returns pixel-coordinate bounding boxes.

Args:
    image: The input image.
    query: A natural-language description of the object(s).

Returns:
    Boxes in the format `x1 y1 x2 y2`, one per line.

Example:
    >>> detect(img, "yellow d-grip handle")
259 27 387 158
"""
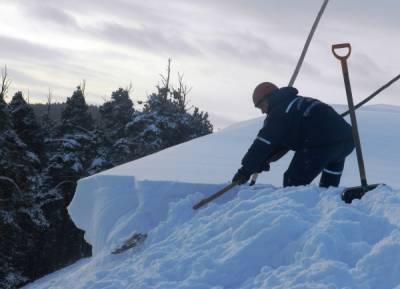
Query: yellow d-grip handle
332 43 352 60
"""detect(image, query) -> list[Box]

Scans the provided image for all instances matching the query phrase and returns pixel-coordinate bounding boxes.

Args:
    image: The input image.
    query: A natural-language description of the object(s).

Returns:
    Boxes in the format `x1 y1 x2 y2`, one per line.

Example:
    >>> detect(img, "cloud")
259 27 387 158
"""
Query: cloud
8 0 204 57
350 53 385 79
1 0 398 121
91 22 201 57
0 36 66 63
11 0 179 29
6 67 50 87
207 30 296 68
22 2 77 28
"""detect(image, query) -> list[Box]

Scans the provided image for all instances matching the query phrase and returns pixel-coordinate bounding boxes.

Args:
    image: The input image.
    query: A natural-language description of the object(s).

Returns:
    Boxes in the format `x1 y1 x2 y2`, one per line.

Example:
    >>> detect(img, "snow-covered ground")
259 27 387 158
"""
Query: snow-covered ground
25 105 400 289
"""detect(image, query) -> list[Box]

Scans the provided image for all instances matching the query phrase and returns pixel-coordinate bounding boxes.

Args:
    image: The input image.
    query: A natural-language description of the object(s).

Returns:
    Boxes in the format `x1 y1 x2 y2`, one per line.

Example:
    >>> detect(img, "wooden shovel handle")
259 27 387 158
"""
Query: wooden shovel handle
332 43 352 60
193 181 238 210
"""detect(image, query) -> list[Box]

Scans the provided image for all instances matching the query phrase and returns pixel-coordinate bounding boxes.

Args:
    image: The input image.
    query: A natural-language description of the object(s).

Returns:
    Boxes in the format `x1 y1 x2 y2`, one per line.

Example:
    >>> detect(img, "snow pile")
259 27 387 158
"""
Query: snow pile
26 184 400 289
24 105 400 288
68 176 233 255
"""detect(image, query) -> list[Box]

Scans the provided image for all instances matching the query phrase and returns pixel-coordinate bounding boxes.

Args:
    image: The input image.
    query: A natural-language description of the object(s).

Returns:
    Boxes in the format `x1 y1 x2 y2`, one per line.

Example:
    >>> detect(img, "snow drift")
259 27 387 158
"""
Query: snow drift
25 105 400 289
26 185 400 289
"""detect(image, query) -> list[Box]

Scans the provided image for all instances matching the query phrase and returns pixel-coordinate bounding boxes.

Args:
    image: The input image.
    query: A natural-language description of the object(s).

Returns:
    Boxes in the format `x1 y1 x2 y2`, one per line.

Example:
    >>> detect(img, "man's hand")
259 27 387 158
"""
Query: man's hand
232 167 252 185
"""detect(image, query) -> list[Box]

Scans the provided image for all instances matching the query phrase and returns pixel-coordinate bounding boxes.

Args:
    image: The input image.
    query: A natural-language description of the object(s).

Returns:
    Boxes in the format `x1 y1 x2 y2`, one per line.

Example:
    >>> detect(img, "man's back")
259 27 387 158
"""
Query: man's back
264 87 353 151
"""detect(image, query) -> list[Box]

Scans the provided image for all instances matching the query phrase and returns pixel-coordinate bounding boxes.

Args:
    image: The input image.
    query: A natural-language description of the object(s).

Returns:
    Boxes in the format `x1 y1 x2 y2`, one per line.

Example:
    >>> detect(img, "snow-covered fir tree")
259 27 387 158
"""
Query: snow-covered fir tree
126 62 213 158
99 87 134 142
46 86 96 186
86 127 111 175
98 87 135 167
1 88 45 289
60 86 94 133
1 85 93 289
0 91 38 191
1 64 214 288
8 91 44 163
125 85 213 157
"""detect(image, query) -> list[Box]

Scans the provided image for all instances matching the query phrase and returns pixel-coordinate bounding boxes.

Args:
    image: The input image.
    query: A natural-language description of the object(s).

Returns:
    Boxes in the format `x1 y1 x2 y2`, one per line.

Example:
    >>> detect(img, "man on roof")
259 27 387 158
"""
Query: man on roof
232 82 355 188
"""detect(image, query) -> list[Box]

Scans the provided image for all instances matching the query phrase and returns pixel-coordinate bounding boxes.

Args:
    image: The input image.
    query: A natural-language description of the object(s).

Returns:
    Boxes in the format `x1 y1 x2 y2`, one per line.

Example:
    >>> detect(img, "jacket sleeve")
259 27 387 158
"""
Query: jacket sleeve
241 117 286 174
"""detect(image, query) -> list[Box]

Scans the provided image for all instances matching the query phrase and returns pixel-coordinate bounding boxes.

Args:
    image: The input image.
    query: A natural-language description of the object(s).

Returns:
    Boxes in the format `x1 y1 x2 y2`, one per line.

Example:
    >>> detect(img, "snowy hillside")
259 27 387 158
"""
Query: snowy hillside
25 105 400 289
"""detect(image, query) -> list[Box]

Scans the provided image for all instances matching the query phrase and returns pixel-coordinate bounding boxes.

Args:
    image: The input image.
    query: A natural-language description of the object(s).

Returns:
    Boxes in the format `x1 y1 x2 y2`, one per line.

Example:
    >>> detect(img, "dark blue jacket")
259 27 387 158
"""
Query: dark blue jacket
241 87 353 174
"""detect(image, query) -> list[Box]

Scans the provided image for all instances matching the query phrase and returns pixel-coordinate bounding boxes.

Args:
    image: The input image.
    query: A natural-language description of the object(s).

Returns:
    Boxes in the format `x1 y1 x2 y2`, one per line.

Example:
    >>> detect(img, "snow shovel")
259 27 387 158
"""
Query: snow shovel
193 181 238 210
193 146 294 209
332 43 380 203
111 233 147 254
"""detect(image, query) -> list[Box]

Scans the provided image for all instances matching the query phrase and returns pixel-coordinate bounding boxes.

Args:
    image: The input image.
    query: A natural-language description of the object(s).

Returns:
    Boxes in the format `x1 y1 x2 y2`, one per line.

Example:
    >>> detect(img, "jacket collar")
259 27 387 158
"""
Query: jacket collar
267 87 298 114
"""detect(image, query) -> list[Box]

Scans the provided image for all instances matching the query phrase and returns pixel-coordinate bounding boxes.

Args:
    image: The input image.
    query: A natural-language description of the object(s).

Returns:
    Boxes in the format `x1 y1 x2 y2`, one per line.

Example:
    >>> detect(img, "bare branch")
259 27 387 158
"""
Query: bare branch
0 176 22 195
1 65 12 99
75 125 90 133
53 180 76 192
46 88 53 116
174 72 192 111
126 81 133 93
81 79 86 95
166 58 171 91
101 93 108 103
159 59 172 100
178 72 192 95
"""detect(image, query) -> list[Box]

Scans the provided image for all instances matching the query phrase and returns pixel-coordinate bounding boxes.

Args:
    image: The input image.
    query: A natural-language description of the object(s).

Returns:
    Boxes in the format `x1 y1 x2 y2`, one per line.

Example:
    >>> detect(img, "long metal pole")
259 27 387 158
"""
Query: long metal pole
341 74 400 117
288 0 330 86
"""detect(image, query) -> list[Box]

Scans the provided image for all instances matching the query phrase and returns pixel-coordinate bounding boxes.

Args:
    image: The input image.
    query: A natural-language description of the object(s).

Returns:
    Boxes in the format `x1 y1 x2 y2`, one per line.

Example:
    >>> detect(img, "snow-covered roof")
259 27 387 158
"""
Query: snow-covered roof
87 105 400 187
26 105 400 289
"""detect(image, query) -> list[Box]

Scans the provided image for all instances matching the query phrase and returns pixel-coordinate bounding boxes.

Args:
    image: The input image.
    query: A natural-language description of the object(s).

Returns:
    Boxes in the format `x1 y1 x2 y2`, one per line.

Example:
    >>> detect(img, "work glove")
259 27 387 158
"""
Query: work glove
232 167 252 185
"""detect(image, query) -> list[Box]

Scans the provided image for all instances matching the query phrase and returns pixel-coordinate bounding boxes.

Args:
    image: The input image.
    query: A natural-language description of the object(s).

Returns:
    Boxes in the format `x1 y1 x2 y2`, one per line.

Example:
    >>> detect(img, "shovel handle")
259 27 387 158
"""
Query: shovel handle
193 181 238 210
332 43 352 60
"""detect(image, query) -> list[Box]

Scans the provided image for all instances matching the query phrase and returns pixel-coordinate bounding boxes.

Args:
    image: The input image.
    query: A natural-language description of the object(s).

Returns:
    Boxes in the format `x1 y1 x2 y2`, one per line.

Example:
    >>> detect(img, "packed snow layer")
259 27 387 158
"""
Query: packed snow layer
68 176 237 255
26 105 400 288
26 184 400 289
68 105 400 254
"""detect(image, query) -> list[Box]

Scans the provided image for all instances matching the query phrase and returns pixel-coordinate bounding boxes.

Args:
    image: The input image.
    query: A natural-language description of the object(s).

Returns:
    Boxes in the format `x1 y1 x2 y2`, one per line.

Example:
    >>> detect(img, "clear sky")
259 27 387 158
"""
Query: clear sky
1 0 399 128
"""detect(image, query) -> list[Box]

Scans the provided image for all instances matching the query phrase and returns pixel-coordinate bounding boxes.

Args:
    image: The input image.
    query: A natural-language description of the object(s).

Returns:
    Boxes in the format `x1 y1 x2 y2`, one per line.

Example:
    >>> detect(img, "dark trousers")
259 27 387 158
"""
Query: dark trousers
283 140 354 188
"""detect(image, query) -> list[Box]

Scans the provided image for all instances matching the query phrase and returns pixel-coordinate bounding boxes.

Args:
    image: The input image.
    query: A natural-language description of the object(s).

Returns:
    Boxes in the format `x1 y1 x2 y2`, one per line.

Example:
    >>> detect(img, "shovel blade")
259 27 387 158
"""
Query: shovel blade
341 183 380 203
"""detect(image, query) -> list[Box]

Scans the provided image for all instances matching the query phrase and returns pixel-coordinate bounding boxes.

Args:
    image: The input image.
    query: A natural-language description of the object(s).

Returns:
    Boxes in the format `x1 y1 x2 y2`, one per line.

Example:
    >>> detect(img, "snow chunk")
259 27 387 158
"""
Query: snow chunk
27 184 400 289
69 175 234 255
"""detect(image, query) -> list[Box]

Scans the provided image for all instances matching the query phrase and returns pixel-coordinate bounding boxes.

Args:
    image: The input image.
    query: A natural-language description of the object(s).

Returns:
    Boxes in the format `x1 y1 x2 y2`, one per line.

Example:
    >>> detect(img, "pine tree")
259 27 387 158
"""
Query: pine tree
0 90 37 192
99 87 134 143
47 86 96 186
125 60 213 159
125 95 163 158
60 86 94 134
8 91 44 163
98 87 135 166
1 77 91 289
